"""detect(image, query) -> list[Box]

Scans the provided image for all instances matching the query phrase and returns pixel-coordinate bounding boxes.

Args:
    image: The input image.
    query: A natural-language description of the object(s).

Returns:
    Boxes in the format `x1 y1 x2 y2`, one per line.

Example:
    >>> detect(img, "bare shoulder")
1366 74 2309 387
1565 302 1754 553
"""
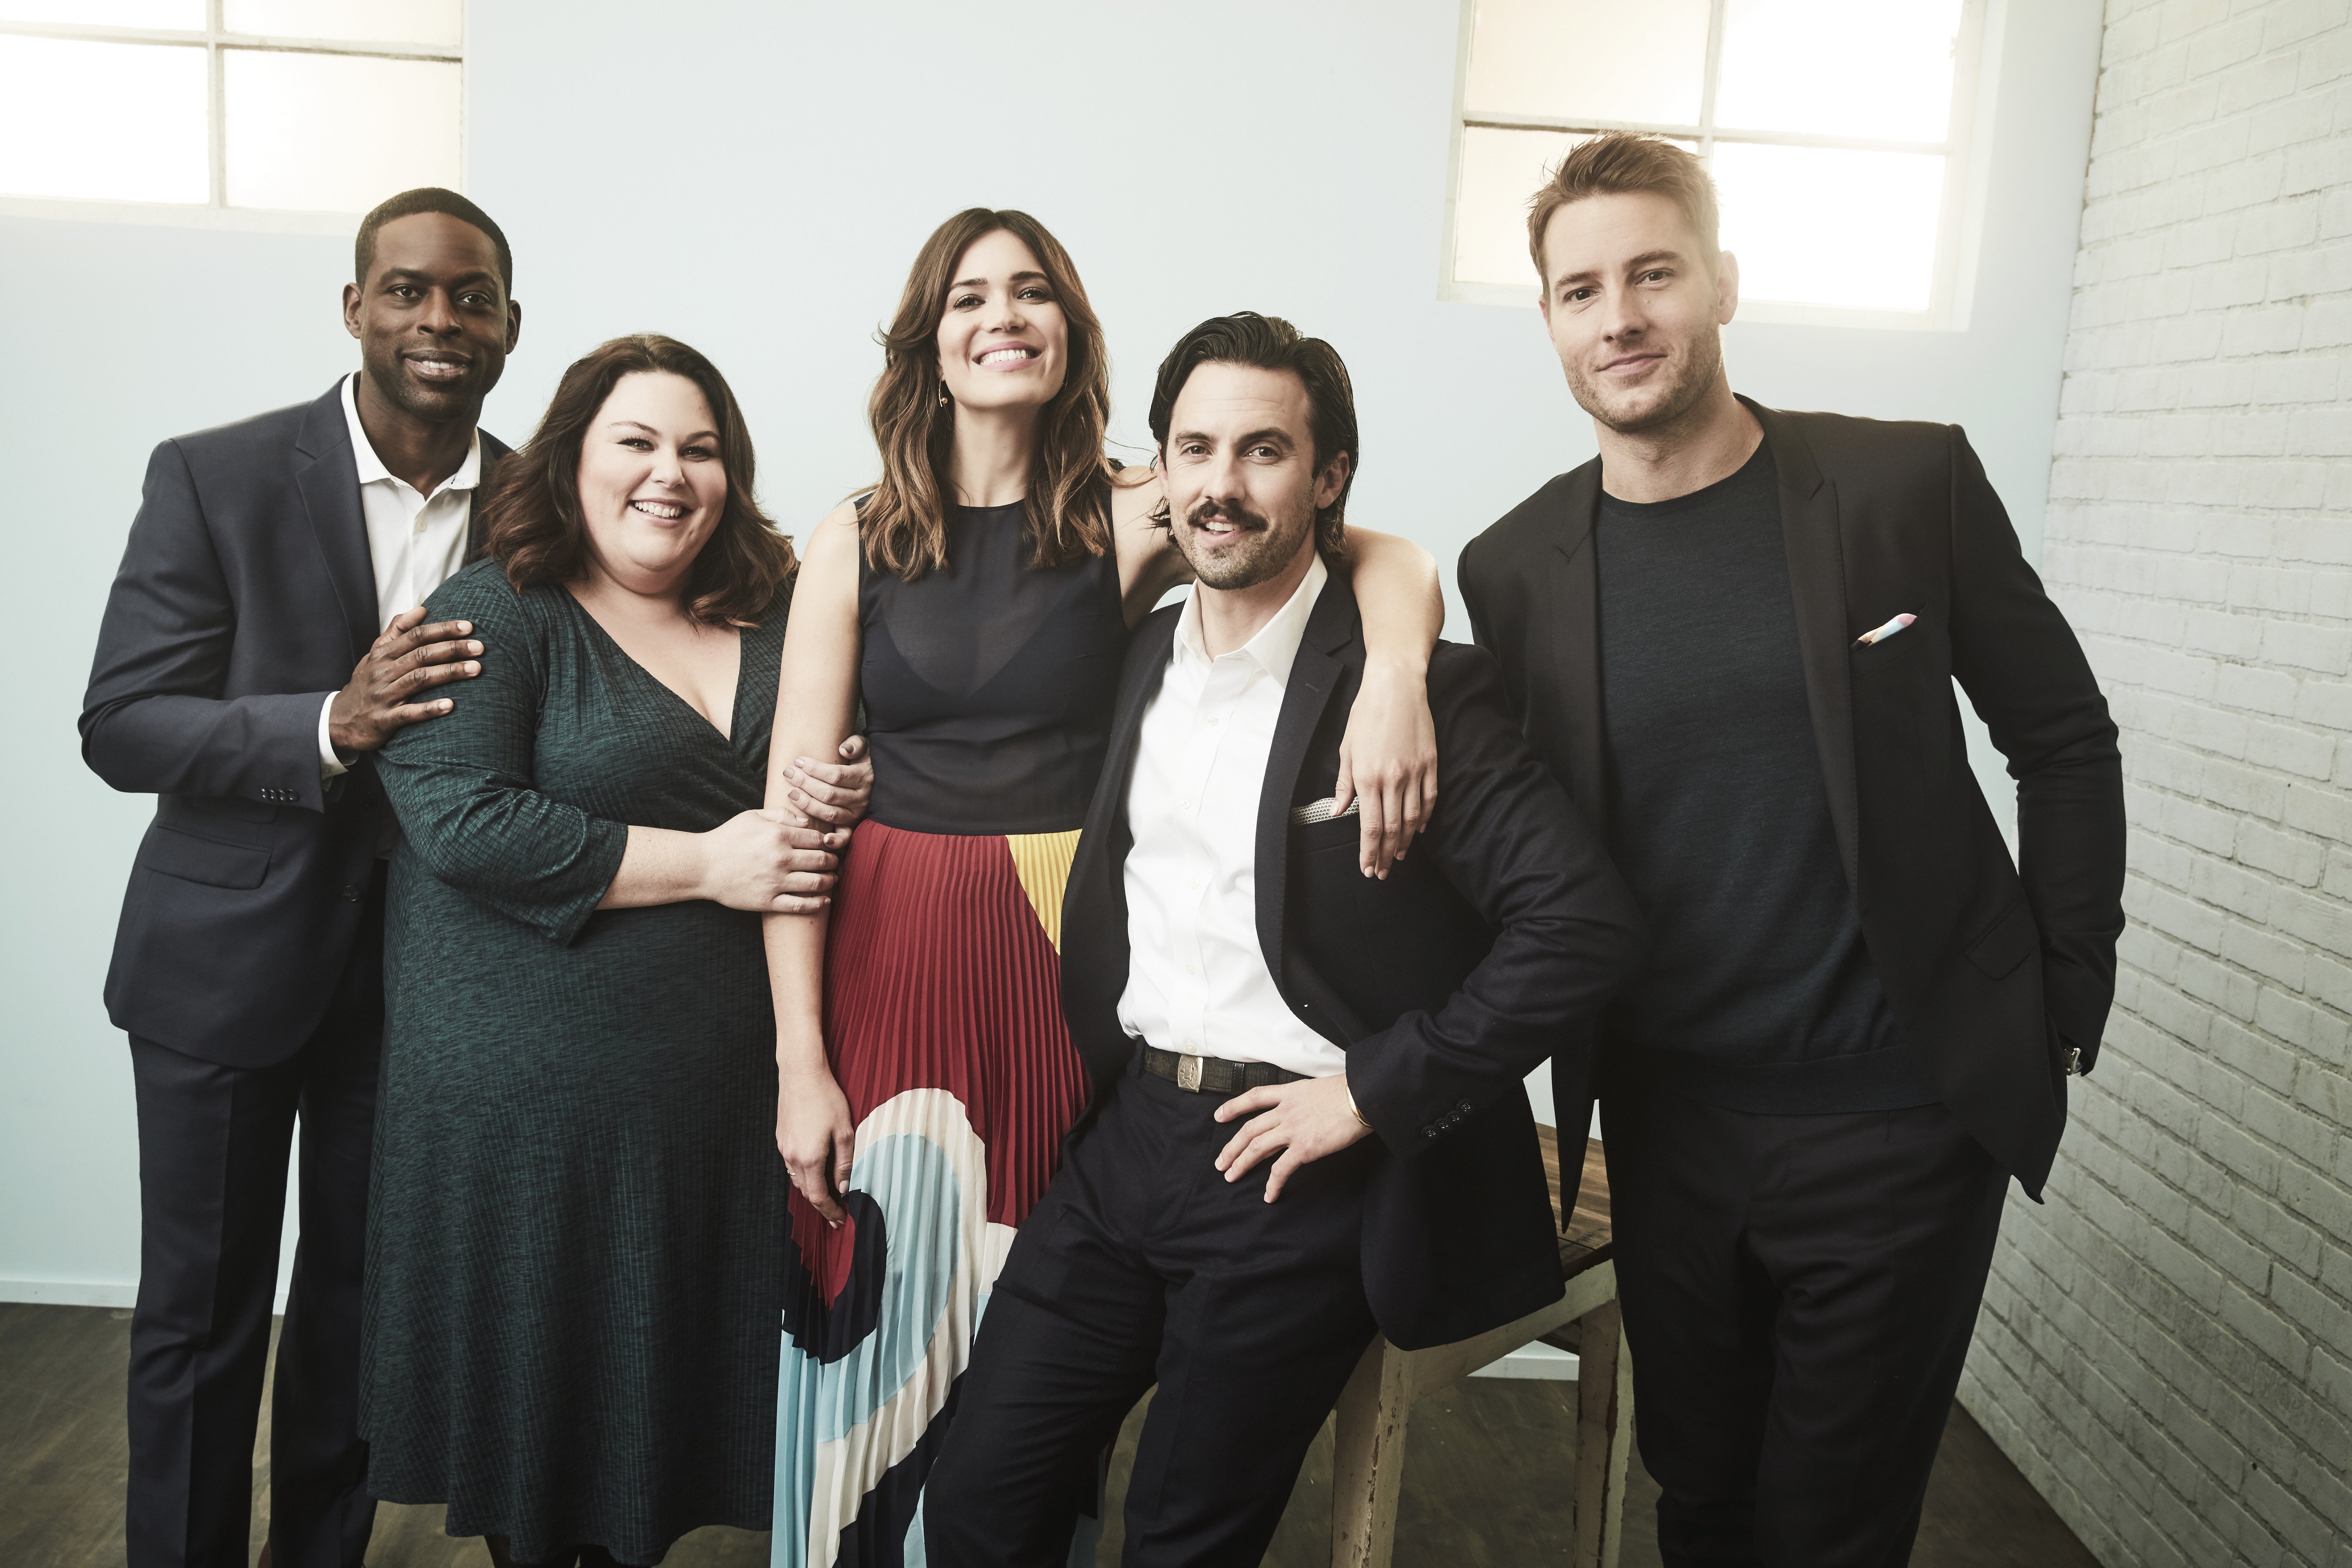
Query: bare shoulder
787 501 865 619
1110 464 1163 525
804 499 863 547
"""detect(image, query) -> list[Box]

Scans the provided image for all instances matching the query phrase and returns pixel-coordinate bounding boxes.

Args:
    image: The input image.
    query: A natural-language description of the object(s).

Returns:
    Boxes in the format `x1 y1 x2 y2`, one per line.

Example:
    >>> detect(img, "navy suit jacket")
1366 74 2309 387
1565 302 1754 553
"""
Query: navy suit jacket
81 381 510 1068
1059 570 1646 1350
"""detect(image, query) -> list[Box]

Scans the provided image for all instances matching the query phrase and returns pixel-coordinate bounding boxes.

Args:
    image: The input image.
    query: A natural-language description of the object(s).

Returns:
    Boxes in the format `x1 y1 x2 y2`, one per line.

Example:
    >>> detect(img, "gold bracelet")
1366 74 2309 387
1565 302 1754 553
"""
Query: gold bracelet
1344 1078 1372 1129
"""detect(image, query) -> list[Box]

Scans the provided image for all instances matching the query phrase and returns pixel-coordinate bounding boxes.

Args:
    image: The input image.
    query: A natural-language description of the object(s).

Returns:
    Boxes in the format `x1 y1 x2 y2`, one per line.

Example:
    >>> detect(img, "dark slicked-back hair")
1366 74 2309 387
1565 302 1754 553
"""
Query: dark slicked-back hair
479 334 795 626
1147 312 1357 557
355 187 513 290
1527 133 1719 287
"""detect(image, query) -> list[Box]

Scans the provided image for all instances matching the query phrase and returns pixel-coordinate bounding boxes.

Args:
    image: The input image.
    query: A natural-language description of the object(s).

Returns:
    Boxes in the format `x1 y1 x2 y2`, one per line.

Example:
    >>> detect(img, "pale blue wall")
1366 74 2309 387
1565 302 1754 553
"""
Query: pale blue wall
0 0 2102 1296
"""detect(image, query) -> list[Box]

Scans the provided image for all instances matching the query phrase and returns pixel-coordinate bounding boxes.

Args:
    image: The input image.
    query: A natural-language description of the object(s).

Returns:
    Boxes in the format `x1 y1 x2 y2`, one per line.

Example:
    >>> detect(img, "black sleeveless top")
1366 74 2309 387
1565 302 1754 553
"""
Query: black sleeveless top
858 500 1127 835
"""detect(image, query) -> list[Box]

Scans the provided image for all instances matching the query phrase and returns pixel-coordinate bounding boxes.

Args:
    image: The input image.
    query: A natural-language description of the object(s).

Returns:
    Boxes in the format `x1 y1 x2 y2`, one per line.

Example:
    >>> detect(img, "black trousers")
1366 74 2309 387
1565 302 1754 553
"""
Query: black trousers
126 870 386 1568
925 1063 1380 1567
1601 1089 2009 1568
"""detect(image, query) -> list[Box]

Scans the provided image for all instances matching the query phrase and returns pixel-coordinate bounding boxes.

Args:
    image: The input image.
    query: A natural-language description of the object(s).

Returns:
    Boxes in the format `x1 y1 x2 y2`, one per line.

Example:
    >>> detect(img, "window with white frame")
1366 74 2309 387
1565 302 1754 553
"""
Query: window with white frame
1444 0 1989 326
0 0 461 219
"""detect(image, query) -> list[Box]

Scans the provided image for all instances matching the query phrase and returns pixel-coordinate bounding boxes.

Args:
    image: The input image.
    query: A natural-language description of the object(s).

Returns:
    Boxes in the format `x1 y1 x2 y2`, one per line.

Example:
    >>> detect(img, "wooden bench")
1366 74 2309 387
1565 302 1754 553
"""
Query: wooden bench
1327 1128 1631 1568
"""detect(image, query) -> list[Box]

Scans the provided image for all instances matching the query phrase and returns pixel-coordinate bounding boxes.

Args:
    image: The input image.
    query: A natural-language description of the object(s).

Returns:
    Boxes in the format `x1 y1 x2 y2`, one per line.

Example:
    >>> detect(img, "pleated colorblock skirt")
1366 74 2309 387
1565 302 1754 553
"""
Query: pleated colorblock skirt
773 819 1091 1568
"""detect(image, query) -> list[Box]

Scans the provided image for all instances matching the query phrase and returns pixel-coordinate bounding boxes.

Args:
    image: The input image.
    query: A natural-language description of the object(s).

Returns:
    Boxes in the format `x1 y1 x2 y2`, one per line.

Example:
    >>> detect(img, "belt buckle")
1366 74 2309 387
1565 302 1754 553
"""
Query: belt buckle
1176 1053 1204 1092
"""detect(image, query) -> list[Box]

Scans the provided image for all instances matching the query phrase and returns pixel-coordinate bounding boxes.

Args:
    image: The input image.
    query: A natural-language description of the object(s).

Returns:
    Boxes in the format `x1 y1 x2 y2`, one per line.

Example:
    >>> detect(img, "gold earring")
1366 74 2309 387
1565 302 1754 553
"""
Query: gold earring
937 380 950 409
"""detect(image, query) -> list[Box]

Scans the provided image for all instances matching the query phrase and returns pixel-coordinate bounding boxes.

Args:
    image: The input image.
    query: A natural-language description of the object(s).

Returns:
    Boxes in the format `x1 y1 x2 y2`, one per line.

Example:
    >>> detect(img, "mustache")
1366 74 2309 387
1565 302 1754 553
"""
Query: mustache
1183 497 1272 533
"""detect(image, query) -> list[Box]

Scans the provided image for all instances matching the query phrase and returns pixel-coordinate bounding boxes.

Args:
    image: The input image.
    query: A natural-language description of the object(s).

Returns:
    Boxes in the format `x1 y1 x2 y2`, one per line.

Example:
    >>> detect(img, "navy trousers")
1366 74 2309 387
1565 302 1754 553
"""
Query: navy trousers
925 1062 1380 1567
1602 1090 2009 1568
126 869 385 1568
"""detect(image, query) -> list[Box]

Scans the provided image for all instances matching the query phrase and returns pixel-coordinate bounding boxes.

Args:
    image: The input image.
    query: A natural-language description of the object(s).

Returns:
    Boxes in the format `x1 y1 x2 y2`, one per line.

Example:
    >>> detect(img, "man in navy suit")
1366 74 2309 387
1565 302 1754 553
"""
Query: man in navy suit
81 188 522 1568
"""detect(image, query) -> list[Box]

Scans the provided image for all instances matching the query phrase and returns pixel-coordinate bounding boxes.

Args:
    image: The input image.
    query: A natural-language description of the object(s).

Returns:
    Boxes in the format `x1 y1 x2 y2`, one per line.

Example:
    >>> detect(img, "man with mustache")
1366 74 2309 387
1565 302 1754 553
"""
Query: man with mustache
922 313 1643 1565
1458 134 2125 1566
79 189 856 1568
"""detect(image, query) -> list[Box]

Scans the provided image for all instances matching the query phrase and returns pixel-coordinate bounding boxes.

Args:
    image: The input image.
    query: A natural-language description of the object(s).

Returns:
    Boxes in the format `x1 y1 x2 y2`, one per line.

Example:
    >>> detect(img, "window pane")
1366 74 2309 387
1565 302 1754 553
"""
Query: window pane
0 0 202 24
1465 0 1710 127
0 36 205 203
1455 126 1573 288
1455 127 1703 289
1715 0 1964 143
1713 143 1944 311
224 49 460 212
225 0 461 47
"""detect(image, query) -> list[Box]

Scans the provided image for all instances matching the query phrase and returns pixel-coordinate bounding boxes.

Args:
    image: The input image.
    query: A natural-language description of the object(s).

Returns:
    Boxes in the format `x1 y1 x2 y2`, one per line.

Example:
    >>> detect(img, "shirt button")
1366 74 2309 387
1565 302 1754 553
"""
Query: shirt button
1206 716 1220 726
340 884 363 902
1179 798 1193 811
1183 963 1195 976
413 517 426 534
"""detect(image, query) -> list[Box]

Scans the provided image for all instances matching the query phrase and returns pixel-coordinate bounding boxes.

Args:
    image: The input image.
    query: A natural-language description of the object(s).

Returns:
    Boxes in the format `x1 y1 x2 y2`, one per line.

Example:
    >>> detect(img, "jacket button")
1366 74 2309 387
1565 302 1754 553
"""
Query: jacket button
340 885 363 902
1457 1100 1472 1113
1423 1127 1439 1139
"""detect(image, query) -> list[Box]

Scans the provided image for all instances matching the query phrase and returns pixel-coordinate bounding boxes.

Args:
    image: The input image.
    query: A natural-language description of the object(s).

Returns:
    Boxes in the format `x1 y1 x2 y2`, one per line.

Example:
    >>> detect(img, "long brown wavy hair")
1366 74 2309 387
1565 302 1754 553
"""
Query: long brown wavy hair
479 334 796 625
862 208 1114 579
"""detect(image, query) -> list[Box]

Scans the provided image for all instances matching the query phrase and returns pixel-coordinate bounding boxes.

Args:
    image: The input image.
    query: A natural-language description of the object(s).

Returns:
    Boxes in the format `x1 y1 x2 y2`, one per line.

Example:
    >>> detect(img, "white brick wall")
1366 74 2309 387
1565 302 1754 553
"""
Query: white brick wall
1956 2 2352 1564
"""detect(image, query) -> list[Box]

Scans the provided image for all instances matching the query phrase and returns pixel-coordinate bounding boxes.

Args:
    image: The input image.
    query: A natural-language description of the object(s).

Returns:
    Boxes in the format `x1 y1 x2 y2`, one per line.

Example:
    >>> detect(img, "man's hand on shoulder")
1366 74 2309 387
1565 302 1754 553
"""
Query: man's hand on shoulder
327 605 482 754
1213 1074 1376 1202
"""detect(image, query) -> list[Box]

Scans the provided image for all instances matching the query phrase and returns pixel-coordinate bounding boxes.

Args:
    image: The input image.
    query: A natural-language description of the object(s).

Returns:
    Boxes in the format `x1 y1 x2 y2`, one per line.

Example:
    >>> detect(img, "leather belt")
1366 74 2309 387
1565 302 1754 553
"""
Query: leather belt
1140 1045 1305 1095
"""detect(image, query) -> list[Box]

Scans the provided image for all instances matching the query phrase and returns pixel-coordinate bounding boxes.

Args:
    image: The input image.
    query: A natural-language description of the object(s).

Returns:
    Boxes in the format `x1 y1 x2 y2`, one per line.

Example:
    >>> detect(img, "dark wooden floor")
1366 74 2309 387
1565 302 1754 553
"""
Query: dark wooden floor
1 1302 2095 1566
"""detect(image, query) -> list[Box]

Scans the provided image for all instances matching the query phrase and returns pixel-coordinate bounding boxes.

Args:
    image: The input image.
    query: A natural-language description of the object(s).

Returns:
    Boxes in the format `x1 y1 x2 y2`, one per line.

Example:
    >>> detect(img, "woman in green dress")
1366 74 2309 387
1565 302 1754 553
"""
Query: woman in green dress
363 335 868 1568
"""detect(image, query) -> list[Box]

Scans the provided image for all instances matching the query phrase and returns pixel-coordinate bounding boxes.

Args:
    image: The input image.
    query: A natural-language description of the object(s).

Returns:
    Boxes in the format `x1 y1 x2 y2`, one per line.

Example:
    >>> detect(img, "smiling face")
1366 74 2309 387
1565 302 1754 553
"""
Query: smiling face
343 211 518 426
573 371 728 595
934 228 1069 416
1157 361 1347 592
1537 190 1739 436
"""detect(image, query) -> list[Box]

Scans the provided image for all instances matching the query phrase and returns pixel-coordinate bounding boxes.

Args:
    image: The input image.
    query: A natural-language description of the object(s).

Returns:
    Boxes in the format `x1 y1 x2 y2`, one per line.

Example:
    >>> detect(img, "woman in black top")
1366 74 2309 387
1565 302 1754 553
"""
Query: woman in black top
364 337 867 1568
760 210 1446 1566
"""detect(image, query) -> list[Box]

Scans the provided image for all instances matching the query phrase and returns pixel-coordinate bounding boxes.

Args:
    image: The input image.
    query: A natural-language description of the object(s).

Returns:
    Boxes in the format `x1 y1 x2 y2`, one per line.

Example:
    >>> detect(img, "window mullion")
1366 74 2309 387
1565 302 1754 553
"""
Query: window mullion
1698 0 1726 159
206 0 224 209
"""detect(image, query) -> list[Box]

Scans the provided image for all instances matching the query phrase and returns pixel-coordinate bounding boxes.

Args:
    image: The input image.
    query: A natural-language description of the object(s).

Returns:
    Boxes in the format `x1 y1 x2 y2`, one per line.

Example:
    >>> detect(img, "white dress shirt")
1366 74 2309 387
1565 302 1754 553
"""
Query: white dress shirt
1116 551 1347 1079
317 372 483 779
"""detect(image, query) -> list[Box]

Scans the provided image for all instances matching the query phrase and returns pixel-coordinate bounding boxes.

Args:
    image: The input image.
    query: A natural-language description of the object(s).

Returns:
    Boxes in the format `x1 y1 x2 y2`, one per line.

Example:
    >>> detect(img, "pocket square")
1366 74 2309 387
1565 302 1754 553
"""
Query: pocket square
1290 796 1363 825
1855 612 1918 648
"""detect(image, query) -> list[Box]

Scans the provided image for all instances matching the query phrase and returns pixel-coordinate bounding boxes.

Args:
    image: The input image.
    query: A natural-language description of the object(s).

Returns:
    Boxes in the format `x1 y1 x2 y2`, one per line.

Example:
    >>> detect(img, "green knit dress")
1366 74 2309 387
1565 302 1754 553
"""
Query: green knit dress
362 558 792 1566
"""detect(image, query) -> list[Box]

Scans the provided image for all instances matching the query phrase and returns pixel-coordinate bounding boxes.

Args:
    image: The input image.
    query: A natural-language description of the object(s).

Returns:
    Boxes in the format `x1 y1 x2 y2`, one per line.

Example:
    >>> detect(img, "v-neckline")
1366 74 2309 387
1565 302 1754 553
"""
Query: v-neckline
564 589 750 746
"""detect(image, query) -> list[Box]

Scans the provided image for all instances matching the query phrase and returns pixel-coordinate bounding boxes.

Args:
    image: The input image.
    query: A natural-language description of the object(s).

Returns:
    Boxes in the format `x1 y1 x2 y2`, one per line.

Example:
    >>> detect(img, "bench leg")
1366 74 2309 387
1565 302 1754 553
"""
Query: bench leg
1571 1300 1634 1568
1329 1336 1412 1568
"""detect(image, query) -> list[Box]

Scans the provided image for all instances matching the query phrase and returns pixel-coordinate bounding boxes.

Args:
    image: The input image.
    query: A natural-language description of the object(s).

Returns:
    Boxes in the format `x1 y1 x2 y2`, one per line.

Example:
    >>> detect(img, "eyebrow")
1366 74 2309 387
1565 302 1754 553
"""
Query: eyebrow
608 420 721 442
379 267 500 289
1554 249 1685 290
950 270 1049 291
1173 426 1296 448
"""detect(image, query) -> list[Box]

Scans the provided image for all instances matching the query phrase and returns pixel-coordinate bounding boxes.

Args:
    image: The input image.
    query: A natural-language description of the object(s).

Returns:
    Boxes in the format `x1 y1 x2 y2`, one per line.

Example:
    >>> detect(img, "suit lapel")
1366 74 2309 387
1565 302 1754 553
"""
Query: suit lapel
1254 583 1352 985
1548 464 1609 833
293 381 377 661
1751 400 1861 896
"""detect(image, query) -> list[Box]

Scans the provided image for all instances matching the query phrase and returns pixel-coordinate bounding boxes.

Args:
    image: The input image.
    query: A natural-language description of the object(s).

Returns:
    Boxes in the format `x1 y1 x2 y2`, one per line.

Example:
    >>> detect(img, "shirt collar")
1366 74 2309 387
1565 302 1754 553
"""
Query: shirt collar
1173 549 1328 687
341 371 483 498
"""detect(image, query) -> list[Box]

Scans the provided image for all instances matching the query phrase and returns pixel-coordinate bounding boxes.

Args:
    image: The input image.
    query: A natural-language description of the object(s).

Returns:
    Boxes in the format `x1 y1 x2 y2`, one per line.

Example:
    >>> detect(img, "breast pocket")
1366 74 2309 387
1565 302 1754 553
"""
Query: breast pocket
1297 815 1363 857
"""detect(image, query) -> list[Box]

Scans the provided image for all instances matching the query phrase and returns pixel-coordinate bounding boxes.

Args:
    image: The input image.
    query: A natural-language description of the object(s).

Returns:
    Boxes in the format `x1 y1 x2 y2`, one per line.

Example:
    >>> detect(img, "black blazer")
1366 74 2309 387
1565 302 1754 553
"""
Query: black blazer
80 381 510 1069
1457 399 2126 1197
1060 571 1645 1351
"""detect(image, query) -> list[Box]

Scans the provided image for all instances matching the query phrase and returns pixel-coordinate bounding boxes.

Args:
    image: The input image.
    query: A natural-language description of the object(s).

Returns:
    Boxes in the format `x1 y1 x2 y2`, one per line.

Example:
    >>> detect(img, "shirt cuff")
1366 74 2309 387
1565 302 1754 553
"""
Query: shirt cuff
318 692 349 781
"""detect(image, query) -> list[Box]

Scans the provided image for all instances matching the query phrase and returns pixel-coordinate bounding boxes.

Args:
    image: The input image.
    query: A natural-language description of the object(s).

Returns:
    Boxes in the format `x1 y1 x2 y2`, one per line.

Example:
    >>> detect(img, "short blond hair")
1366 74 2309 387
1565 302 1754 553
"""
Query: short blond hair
1527 133 1721 286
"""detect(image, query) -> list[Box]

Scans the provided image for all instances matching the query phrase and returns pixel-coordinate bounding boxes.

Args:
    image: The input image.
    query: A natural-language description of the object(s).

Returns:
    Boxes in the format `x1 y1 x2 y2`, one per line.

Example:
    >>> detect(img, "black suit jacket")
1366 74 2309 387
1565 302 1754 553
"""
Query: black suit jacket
1457 399 2125 1197
1060 570 1645 1350
81 380 510 1069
